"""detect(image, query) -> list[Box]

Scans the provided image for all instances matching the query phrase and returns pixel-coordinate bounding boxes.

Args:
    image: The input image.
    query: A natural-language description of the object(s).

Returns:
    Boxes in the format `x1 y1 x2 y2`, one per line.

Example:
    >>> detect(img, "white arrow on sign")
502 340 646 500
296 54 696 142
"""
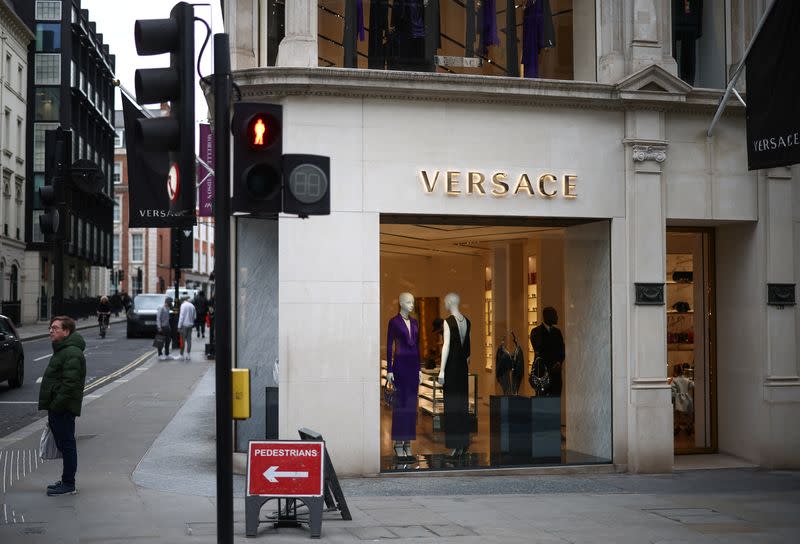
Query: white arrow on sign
263 466 309 483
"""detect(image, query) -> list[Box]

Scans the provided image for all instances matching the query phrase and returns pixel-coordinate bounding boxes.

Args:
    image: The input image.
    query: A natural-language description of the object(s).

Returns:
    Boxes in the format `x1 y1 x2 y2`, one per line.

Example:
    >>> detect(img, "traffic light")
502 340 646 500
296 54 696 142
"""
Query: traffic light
133 2 196 222
283 154 330 217
118 269 125 283
232 102 283 216
39 128 71 241
232 102 331 217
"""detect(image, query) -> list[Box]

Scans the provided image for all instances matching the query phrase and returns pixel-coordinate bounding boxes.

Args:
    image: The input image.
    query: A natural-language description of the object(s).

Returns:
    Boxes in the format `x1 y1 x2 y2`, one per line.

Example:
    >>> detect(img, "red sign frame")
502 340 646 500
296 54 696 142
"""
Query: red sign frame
247 440 324 498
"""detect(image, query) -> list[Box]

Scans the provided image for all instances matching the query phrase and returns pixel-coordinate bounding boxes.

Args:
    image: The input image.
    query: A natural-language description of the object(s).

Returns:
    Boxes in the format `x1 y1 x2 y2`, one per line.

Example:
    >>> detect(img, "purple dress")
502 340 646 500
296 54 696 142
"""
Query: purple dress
386 314 421 441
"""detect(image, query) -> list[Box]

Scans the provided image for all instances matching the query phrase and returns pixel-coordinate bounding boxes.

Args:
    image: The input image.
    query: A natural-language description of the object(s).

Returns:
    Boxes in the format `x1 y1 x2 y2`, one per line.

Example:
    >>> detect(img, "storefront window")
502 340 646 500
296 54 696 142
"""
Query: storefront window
671 0 726 88
667 229 715 453
318 0 591 80
380 218 611 471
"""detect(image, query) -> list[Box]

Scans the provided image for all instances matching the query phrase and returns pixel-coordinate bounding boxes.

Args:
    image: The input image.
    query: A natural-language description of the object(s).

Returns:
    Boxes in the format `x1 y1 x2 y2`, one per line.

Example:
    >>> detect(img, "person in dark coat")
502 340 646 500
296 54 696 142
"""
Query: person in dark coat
38 316 87 496
193 291 209 338
529 306 565 397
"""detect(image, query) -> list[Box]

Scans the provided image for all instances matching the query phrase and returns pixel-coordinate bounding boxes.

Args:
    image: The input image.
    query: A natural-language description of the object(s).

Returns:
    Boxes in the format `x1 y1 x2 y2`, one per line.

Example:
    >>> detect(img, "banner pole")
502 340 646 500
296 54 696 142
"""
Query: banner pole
707 0 778 137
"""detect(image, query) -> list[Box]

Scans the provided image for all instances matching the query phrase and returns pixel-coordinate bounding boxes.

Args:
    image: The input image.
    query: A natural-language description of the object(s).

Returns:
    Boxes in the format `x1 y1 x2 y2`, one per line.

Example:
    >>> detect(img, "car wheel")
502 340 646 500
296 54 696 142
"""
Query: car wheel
127 327 134 338
9 357 23 388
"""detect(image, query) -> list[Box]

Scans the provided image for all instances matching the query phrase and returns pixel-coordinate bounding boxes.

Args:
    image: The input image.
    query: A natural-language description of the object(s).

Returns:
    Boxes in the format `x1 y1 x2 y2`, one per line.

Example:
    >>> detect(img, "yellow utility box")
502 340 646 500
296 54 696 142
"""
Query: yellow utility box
232 368 251 419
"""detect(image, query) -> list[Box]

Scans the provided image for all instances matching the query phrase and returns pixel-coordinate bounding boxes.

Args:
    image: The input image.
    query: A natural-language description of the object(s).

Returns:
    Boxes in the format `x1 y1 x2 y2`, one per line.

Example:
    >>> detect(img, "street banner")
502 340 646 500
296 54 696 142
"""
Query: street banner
198 123 214 217
746 0 800 170
247 441 324 497
121 94 195 227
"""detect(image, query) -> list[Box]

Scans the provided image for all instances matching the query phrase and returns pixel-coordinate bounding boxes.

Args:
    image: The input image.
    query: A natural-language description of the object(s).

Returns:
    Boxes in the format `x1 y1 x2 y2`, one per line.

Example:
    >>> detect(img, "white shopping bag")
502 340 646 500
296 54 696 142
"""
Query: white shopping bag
39 424 62 460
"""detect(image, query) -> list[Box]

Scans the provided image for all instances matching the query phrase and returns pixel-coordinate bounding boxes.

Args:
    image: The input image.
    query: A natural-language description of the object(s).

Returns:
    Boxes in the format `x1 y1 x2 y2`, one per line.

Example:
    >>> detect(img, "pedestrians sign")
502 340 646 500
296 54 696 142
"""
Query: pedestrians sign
247 440 324 498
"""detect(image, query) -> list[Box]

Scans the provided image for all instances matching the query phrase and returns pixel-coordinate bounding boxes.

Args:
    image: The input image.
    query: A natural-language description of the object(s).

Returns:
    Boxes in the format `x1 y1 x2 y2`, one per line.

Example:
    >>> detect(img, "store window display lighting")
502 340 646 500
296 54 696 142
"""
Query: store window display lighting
380 219 612 471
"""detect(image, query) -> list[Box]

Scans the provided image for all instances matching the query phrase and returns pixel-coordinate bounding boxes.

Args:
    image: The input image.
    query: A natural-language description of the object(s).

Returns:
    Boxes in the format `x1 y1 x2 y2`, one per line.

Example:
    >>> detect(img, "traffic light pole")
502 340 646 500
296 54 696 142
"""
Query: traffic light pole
213 33 234 544
52 240 63 317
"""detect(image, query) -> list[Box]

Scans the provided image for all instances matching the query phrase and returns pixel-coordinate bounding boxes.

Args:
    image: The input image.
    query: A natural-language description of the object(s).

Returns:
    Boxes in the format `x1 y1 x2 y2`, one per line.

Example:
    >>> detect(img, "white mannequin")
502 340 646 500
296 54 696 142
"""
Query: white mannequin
386 292 423 458
387 292 416 385
438 292 468 385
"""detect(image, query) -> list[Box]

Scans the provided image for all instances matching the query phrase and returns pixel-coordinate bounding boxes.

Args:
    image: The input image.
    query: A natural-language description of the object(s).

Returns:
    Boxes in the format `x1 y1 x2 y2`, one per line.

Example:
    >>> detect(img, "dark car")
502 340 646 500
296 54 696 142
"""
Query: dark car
0 314 24 388
127 294 168 338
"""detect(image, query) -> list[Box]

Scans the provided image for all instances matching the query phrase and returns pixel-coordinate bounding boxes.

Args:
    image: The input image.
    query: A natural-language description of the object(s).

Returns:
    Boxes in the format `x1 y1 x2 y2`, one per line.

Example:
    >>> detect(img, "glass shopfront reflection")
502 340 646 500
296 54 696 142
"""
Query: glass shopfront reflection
379 217 612 471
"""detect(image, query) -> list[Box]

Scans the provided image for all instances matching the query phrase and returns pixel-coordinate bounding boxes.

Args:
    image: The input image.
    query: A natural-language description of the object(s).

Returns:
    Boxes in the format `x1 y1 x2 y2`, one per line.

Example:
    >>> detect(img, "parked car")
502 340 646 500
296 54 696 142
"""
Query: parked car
127 294 168 338
165 287 199 302
0 314 24 388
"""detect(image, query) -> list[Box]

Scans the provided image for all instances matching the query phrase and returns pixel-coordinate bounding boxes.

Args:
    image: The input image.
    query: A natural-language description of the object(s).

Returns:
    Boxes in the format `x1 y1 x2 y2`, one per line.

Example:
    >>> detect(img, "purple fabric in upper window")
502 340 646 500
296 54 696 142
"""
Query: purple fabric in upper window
480 0 500 55
522 0 544 78
357 0 365 41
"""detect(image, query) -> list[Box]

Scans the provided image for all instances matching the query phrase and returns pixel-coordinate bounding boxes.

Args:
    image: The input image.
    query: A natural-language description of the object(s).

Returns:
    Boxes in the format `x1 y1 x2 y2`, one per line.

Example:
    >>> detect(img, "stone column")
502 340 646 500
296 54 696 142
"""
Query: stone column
276 0 318 68
625 109 673 473
224 0 260 70
762 166 800 467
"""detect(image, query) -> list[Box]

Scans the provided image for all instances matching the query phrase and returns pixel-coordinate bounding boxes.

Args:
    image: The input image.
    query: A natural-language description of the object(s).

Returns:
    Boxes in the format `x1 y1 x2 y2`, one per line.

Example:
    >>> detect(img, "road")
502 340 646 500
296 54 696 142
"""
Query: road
0 324 156 439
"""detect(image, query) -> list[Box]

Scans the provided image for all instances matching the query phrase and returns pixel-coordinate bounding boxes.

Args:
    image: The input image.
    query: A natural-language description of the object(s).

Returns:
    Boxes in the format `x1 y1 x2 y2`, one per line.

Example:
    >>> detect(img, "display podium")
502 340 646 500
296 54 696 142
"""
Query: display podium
489 395 561 465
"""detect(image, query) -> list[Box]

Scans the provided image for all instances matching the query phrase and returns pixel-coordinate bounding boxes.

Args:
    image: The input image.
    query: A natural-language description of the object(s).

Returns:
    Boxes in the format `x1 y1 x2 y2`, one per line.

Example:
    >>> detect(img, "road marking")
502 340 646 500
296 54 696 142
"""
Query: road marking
0 401 39 404
83 350 154 394
36 377 43 383
33 354 50 361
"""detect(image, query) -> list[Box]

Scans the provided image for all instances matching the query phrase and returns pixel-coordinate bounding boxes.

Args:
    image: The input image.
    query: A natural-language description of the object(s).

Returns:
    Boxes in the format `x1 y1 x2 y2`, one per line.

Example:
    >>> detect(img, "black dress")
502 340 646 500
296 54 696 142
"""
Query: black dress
443 314 471 449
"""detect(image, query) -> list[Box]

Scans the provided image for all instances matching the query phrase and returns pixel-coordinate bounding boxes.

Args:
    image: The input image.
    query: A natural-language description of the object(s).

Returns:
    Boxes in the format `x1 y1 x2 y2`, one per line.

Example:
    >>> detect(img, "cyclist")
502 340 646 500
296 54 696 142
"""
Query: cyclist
97 296 111 337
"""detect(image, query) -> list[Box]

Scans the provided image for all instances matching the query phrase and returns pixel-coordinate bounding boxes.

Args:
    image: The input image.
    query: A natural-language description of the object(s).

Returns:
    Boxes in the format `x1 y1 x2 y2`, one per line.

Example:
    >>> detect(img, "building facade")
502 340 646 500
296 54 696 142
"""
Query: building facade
0 1 34 326
16 0 115 324
226 0 799 475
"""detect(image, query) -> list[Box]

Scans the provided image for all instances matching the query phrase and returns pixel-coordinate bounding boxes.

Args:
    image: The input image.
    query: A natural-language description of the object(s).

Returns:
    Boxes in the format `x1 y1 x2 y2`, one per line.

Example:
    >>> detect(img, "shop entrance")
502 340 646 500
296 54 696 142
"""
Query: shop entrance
666 229 717 454
379 215 612 472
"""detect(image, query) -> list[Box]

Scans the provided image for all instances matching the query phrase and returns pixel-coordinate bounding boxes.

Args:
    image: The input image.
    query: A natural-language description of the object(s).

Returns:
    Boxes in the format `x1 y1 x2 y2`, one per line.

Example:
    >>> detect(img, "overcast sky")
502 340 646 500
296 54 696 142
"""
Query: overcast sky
81 0 224 121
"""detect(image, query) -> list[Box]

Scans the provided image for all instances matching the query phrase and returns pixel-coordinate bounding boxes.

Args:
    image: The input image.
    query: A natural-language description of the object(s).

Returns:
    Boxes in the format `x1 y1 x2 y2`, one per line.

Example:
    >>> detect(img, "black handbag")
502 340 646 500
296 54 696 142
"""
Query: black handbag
153 333 165 350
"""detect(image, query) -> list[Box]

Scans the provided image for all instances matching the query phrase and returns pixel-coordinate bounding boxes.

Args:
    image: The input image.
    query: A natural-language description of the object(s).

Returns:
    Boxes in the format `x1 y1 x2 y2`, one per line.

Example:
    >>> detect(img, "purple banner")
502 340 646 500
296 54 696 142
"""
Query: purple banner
198 123 215 217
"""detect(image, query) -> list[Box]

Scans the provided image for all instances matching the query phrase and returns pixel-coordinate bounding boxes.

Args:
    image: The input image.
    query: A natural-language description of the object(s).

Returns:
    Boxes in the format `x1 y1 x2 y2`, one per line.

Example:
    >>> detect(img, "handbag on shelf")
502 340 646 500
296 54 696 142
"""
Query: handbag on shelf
39 424 62 460
382 378 395 407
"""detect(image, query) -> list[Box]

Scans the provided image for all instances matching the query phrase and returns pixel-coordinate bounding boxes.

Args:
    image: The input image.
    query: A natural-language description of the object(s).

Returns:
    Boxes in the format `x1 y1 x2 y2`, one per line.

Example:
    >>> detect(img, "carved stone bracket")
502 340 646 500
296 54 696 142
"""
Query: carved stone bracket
767 283 796 307
632 145 667 163
635 283 665 305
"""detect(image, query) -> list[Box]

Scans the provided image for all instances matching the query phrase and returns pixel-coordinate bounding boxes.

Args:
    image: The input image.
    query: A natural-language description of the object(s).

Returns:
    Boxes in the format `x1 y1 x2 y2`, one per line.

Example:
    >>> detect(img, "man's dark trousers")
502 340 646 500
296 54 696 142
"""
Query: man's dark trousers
48 411 77 485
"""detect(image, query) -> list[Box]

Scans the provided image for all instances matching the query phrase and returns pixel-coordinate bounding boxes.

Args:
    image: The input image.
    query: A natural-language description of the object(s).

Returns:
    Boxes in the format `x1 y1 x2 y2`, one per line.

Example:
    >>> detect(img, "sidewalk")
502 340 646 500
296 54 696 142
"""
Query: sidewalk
13 314 127 342
1 356 799 543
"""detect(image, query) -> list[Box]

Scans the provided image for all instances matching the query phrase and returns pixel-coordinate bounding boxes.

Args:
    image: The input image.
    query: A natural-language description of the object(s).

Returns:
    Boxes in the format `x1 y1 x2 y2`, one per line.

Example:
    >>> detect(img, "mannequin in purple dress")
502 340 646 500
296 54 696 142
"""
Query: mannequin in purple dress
386 292 422 457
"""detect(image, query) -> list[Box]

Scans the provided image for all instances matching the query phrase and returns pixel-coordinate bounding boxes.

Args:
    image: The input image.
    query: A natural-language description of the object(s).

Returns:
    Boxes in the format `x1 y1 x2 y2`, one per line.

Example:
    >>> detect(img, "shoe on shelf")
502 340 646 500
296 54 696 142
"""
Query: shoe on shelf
46 480 62 491
47 482 76 496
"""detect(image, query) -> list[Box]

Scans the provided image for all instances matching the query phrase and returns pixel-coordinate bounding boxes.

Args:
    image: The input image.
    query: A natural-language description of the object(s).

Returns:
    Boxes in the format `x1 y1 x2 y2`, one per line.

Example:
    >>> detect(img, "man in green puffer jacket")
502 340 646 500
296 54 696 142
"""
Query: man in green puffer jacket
38 315 86 496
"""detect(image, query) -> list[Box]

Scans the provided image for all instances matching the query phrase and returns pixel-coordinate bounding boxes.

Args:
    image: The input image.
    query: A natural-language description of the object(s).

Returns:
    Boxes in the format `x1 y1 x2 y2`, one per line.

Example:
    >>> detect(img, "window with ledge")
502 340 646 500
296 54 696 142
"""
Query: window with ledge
316 0 593 81
113 196 121 222
671 0 727 88
34 54 61 85
35 1 62 21
131 233 143 262
113 161 122 184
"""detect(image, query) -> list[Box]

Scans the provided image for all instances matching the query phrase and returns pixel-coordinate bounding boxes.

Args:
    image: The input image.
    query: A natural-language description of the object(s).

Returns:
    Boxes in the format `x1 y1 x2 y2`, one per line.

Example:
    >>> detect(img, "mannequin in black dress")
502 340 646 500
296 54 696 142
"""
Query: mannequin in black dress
437 292 471 457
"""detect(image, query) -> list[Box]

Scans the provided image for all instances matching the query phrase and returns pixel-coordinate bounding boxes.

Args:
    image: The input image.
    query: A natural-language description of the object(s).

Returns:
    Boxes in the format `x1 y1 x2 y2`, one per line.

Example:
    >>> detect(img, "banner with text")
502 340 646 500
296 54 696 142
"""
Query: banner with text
746 0 800 170
122 94 195 228
198 123 215 217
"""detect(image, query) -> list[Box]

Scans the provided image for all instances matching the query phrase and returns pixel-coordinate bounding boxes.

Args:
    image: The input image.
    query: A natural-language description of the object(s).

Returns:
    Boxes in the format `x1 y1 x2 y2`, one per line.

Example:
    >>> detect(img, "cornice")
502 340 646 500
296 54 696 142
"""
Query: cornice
230 67 745 117
0 2 35 42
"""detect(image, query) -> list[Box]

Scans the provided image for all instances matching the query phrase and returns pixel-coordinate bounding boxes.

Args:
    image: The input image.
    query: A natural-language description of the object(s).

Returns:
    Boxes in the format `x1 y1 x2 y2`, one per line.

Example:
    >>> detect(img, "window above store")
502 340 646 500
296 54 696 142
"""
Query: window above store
315 0 594 81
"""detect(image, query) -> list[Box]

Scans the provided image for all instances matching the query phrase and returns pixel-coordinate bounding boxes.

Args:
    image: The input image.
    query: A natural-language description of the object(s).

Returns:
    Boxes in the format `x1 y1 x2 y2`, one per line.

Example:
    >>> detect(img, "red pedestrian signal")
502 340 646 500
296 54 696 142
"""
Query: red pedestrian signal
252 118 266 147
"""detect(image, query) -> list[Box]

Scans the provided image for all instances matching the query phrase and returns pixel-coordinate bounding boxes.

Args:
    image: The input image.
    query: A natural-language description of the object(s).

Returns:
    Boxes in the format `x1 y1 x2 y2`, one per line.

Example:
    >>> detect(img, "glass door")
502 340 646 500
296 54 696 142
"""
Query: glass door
666 229 716 453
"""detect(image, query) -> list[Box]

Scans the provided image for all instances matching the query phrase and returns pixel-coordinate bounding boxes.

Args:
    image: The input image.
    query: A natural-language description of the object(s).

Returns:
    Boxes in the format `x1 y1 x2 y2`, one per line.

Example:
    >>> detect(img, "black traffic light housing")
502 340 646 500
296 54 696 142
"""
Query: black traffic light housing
171 227 194 269
283 154 330 217
232 102 283 216
134 1 196 223
39 128 71 241
232 102 331 217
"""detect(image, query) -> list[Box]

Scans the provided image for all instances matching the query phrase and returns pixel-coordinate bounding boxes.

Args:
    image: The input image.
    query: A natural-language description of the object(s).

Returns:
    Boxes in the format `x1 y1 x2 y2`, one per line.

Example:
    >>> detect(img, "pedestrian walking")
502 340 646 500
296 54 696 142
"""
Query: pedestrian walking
156 297 173 360
177 296 196 361
38 316 87 496
193 291 208 339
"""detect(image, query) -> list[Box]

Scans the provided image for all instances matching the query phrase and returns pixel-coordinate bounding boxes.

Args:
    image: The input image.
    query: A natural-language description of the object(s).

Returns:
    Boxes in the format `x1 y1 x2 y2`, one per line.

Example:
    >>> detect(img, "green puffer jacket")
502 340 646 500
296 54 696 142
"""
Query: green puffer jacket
38 332 87 416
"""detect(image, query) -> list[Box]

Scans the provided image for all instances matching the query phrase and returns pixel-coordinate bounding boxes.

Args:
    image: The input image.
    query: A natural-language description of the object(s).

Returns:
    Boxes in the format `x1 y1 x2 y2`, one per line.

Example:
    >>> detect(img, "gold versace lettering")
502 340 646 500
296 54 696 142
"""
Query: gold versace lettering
421 170 440 193
491 172 509 196
468 172 486 195
446 171 461 195
537 174 558 197
514 173 535 196
563 174 577 198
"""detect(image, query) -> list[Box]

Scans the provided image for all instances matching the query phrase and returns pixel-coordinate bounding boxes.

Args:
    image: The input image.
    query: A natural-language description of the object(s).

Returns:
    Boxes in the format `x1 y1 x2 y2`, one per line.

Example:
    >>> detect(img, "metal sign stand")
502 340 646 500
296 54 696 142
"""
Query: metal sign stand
245 495 325 539
298 428 352 521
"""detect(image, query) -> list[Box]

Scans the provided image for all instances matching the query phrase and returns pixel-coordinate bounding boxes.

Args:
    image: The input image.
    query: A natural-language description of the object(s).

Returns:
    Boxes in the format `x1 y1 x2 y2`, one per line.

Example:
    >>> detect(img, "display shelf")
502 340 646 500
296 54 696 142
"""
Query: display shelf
668 343 694 351
527 256 538 365
666 280 694 285
667 310 694 314
485 265 494 371
417 372 478 422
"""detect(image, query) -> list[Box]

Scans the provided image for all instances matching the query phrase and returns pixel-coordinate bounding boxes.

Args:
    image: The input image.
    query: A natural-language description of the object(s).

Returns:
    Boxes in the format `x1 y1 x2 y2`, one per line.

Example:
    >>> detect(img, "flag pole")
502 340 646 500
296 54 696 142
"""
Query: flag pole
114 80 158 119
707 0 779 137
